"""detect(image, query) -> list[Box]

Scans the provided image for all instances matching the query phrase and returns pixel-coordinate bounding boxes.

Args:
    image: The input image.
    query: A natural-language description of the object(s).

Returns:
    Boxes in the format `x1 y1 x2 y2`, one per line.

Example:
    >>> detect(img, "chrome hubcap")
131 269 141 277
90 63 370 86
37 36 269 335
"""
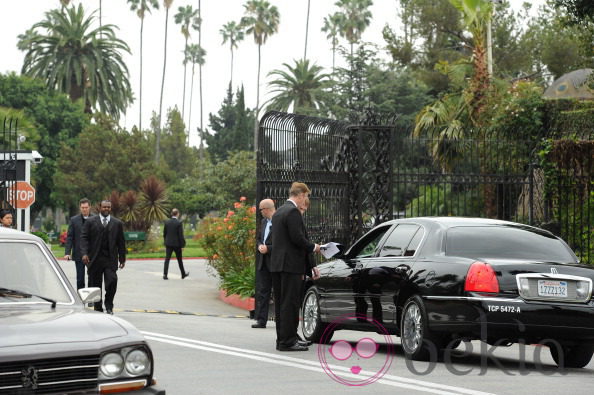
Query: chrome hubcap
302 293 318 338
402 303 422 353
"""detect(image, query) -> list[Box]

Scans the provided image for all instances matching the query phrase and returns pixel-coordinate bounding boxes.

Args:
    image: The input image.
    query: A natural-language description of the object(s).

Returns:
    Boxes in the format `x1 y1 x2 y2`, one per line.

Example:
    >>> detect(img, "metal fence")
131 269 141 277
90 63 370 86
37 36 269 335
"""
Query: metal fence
256 111 592 264
256 111 352 246
1 118 18 214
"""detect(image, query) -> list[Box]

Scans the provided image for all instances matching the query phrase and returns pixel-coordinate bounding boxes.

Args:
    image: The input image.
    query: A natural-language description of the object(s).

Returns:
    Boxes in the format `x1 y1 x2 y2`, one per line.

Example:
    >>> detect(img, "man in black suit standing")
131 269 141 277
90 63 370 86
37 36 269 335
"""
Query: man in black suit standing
252 199 275 329
64 198 92 289
271 182 320 351
81 200 126 314
163 208 189 280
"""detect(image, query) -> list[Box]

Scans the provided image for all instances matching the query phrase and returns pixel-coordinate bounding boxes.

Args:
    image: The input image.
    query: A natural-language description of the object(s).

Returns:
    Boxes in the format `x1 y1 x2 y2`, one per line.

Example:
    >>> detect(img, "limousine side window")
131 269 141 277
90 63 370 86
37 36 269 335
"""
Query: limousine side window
351 225 392 258
378 224 421 257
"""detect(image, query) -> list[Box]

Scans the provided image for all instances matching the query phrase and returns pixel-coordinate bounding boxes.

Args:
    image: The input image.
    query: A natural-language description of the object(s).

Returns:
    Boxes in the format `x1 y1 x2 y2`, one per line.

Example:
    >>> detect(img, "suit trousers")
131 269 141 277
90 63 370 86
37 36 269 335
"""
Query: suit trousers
88 255 118 311
74 259 86 289
254 262 272 325
271 272 302 347
163 246 186 276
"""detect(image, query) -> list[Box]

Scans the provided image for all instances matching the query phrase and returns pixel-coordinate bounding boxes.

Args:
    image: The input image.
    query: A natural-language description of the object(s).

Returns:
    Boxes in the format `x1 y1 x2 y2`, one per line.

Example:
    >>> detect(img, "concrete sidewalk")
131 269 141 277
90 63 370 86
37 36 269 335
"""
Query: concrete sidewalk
57 258 248 317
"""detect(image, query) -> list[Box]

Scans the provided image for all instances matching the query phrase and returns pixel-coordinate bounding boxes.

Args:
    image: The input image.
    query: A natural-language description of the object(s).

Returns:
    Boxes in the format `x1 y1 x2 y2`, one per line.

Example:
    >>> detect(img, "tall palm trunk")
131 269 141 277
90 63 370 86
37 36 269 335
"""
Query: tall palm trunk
198 0 204 158
182 35 188 120
303 0 310 61
253 43 261 154
230 46 234 89
187 61 195 146
139 16 144 131
157 7 170 164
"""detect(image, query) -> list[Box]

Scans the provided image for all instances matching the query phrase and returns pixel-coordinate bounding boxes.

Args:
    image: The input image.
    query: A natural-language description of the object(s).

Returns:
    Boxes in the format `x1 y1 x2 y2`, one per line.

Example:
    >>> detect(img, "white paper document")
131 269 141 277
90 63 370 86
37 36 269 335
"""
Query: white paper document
320 242 341 259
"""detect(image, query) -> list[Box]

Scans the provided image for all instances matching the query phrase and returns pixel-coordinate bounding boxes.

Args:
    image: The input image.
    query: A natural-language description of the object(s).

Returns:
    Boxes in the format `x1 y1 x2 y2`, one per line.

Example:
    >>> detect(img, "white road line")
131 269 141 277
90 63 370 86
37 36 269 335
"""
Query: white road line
142 331 495 395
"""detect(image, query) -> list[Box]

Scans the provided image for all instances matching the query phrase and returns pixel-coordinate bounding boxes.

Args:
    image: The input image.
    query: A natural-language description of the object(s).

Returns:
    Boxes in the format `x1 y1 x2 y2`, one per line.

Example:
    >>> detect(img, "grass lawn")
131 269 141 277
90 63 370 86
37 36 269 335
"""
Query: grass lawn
51 237 207 259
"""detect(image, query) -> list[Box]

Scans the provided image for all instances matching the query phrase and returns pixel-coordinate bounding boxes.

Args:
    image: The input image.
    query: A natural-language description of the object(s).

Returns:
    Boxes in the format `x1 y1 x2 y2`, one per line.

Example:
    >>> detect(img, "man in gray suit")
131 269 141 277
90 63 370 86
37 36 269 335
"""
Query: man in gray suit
64 198 92 289
163 208 189 280
252 199 275 328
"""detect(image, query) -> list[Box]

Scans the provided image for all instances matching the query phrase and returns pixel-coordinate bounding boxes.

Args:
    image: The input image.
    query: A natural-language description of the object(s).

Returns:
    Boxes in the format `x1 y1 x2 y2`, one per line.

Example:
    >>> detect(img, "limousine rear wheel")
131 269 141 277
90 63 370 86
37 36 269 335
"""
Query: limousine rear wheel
401 295 445 361
301 288 333 344
549 343 594 368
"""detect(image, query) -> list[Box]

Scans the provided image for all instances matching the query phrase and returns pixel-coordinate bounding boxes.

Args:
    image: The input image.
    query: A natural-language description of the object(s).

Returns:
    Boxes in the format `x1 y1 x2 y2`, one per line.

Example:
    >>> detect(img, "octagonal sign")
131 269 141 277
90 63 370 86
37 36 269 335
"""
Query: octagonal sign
8 181 36 209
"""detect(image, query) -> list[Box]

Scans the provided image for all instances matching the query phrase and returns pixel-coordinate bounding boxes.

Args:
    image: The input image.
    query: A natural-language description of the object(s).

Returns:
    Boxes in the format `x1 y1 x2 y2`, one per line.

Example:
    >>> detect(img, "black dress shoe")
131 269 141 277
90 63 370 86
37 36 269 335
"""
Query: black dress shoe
278 342 308 352
251 322 266 328
163 275 168 280
182 272 189 279
106 309 113 315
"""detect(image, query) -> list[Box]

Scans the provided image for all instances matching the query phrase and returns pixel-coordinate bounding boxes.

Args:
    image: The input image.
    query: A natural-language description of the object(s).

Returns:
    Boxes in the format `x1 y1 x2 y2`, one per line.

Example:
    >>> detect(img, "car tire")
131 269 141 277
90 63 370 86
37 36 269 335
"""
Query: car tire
549 343 594 368
400 295 445 361
301 288 333 344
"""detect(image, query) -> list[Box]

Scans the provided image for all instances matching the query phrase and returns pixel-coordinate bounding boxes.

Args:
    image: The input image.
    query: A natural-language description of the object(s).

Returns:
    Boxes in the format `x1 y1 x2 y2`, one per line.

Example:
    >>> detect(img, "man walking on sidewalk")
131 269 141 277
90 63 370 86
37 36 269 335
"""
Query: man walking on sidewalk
163 208 189 280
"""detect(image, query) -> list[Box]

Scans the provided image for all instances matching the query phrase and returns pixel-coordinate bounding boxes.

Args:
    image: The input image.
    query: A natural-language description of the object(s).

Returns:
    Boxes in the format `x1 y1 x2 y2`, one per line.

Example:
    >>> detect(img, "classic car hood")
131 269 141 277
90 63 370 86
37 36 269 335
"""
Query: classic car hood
0 307 130 348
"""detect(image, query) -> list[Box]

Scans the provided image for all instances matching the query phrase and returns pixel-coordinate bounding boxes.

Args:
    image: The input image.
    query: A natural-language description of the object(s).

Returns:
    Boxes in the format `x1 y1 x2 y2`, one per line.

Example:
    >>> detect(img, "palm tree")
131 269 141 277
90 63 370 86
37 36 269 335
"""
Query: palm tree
196 0 205 159
174 4 199 121
128 0 159 132
158 0 174 164
184 43 206 146
20 4 133 119
265 59 330 115
334 0 373 59
240 0 280 153
220 21 245 91
449 0 493 118
304 0 311 60
321 13 341 72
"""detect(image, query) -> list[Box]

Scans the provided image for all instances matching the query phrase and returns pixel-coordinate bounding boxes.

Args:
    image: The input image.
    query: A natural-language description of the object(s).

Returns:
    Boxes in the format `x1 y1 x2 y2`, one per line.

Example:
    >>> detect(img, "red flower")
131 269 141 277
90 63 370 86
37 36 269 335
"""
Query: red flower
240 196 246 201
234 202 241 209
227 210 235 218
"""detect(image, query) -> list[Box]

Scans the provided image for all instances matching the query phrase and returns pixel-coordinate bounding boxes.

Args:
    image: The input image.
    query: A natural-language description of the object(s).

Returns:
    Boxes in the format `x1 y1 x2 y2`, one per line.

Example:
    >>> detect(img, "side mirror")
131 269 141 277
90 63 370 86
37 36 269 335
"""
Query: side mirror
78 287 101 304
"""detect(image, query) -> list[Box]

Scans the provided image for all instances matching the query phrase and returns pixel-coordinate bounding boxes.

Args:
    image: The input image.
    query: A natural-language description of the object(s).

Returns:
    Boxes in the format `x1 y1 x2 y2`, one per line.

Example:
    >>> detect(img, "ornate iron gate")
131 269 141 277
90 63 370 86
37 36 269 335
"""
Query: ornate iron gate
256 111 396 246
1 118 18 214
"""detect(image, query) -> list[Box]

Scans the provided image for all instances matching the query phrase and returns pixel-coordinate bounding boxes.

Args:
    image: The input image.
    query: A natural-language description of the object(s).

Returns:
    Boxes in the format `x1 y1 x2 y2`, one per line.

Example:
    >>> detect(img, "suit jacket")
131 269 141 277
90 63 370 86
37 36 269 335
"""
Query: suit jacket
163 217 186 248
270 201 315 274
65 214 92 261
80 215 126 267
256 217 272 270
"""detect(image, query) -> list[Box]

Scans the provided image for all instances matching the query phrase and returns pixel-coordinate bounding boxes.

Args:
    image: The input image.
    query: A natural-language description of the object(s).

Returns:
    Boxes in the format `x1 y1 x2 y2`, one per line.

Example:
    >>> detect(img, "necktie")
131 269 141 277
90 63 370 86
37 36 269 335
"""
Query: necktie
102 217 108 227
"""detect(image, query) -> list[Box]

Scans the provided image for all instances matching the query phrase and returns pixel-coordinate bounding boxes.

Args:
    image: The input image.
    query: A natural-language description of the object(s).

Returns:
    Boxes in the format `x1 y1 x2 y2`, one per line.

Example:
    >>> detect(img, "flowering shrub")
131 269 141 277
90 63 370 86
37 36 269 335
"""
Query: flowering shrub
196 197 256 295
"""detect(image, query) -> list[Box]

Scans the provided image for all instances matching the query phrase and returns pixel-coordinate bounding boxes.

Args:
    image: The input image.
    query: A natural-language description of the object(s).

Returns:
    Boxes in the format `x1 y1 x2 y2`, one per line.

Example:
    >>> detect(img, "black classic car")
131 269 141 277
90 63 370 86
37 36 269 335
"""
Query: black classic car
0 227 165 394
301 217 594 368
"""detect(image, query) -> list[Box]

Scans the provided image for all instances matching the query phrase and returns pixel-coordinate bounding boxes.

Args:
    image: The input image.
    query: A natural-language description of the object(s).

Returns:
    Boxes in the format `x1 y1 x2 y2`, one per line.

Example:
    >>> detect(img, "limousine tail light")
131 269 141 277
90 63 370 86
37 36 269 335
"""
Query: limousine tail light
465 261 499 293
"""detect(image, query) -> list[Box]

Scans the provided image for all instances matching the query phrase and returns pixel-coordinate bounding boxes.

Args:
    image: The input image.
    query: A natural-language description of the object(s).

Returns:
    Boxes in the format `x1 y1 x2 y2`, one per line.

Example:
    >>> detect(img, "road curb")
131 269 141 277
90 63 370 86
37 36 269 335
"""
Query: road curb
218 290 255 311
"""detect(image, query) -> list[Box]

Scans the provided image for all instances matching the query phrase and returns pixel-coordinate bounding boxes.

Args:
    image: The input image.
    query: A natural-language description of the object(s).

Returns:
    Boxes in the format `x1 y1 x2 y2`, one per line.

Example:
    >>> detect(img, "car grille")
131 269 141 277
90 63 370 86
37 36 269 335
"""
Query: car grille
0 355 99 394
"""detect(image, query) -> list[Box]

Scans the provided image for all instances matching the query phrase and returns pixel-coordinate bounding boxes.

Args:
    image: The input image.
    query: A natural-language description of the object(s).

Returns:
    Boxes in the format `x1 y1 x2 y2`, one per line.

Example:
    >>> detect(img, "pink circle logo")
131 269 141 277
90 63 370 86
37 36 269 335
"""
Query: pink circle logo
317 314 394 386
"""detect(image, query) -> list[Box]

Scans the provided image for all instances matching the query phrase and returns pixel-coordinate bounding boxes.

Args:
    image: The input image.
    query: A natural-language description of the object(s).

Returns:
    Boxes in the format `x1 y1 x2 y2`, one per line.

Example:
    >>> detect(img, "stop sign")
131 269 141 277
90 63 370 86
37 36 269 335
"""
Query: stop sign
8 181 36 209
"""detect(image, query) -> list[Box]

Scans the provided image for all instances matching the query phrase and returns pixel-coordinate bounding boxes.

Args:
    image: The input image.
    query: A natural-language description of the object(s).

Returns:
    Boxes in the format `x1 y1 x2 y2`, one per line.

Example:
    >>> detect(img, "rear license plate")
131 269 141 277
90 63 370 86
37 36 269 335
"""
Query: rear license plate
537 280 568 297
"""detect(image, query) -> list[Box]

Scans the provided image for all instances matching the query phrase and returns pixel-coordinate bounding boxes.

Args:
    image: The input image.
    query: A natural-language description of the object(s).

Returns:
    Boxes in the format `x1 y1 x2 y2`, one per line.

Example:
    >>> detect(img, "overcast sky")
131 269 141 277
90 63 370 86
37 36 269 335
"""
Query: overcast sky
1 0 545 147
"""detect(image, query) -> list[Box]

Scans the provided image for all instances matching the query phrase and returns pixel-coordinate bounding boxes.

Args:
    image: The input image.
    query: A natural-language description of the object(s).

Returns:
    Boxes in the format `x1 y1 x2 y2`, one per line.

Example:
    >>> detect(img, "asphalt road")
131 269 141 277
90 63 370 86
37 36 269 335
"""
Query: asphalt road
58 258 594 395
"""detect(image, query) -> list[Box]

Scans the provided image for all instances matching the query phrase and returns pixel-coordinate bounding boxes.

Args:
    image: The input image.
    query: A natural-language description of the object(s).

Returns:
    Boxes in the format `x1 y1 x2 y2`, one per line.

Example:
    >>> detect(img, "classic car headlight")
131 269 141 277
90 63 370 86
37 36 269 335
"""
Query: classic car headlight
125 349 150 376
100 353 124 377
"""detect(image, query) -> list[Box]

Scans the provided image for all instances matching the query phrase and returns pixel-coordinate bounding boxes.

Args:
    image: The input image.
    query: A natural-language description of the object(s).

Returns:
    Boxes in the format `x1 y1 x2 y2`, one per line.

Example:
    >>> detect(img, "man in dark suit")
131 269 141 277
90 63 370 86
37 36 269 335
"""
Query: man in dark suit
163 208 189 280
270 182 320 351
81 200 126 314
64 198 92 289
252 199 275 329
